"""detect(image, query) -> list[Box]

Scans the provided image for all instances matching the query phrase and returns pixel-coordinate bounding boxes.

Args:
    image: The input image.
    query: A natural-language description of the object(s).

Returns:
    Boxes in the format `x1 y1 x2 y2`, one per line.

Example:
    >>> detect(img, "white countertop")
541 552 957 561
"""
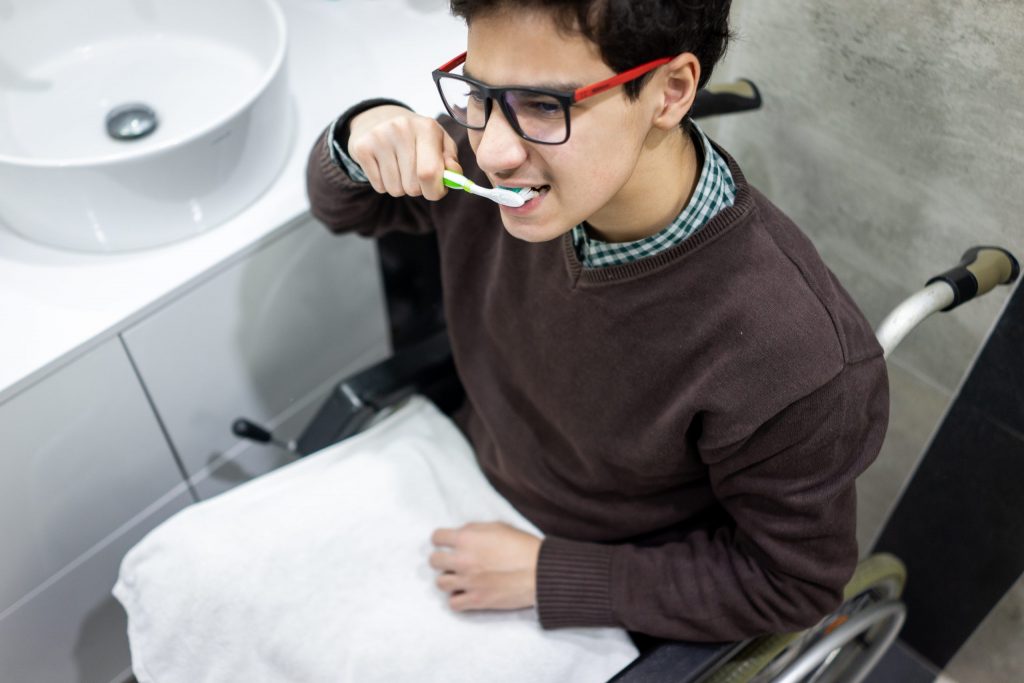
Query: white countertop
0 0 466 403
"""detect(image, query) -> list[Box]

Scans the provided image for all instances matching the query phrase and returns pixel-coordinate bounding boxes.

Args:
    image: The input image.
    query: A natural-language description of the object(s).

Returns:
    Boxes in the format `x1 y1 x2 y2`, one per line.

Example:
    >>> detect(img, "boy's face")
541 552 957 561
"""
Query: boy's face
464 10 658 243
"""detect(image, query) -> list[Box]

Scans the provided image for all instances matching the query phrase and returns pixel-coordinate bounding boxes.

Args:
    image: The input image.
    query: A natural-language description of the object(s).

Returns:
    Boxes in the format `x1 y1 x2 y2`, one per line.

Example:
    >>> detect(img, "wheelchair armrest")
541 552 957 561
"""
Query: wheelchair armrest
296 330 457 455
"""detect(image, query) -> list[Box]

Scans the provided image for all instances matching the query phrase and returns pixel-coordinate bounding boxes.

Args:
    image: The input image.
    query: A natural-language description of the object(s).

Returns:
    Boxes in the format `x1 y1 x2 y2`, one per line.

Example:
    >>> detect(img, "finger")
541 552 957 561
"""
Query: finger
431 528 459 548
416 126 447 201
390 125 422 197
428 550 459 572
347 138 387 195
442 131 462 176
449 591 478 612
375 150 406 197
435 572 463 593
356 153 386 195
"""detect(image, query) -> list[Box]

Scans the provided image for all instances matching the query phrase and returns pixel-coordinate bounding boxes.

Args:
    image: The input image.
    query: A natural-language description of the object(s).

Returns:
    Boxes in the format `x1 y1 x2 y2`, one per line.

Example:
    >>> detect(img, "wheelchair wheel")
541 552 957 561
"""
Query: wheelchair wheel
700 553 907 683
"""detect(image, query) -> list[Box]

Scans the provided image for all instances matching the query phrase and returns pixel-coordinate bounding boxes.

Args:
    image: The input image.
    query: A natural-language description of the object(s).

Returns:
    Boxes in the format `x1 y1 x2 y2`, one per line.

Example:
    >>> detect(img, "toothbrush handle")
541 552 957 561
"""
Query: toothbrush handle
442 170 473 192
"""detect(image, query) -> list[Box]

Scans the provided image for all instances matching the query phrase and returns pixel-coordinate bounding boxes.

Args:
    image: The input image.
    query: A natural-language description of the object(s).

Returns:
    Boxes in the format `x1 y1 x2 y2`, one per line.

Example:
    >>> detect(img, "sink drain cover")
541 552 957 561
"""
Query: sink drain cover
106 103 159 141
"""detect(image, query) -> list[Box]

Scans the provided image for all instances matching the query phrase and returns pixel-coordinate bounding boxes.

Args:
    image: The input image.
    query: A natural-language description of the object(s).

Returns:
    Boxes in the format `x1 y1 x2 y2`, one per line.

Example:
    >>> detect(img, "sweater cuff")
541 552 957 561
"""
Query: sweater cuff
328 116 370 182
536 536 617 629
313 126 358 191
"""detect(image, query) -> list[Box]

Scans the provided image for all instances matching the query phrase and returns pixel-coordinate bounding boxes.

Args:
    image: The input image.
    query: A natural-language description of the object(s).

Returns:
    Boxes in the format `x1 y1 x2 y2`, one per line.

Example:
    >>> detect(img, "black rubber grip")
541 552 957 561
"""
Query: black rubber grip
692 79 762 119
232 418 272 443
926 246 1020 311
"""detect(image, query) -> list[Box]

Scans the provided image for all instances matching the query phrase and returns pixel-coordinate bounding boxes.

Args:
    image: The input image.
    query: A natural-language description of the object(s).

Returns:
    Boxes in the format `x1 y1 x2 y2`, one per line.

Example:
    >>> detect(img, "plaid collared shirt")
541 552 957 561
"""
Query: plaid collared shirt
572 125 736 268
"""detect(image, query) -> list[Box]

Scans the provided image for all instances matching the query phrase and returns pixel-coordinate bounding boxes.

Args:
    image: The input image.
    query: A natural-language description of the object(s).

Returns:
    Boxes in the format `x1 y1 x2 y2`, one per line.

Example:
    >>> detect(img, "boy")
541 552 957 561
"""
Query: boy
307 0 888 642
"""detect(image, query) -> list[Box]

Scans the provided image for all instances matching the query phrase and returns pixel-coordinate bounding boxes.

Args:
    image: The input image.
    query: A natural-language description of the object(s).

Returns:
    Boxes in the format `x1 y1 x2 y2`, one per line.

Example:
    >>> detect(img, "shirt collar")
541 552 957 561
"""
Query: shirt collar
572 123 736 269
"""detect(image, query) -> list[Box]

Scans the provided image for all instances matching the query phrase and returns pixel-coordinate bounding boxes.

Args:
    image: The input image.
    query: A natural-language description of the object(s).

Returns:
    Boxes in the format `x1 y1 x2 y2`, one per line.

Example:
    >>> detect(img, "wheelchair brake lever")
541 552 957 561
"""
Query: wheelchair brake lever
232 417 298 455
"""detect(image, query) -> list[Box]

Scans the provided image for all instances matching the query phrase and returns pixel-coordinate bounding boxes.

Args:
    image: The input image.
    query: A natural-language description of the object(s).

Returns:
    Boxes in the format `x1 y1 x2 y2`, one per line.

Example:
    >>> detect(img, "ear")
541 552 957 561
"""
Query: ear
651 52 701 131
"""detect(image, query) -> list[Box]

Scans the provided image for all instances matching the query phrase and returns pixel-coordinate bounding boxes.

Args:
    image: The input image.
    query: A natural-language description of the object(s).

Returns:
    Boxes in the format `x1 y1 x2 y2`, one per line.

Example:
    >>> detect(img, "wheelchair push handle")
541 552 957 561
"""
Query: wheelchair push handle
876 245 1019 359
692 79 762 119
926 246 1020 312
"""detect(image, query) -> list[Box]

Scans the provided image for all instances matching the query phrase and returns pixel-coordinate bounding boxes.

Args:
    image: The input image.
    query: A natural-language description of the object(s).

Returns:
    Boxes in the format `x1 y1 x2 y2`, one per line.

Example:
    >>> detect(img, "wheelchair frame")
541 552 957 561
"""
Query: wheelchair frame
232 80 1020 682
274 251 1016 683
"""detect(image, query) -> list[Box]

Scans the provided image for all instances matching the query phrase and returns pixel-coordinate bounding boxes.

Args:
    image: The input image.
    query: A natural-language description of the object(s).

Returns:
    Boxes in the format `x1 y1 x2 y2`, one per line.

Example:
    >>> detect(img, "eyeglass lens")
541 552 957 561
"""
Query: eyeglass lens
437 75 567 143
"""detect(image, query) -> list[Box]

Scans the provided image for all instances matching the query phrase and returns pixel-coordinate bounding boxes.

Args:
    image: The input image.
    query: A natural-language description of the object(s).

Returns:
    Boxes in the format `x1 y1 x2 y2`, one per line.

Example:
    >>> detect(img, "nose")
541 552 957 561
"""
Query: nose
472 102 529 177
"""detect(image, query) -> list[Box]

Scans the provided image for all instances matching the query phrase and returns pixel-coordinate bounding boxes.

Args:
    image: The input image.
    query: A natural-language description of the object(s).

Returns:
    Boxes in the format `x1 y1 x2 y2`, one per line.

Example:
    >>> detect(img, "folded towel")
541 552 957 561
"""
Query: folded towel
114 396 638 682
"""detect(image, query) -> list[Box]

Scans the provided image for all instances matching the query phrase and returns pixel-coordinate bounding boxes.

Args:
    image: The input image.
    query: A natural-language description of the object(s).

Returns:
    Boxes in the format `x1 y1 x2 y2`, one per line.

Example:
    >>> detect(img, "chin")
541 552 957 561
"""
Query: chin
499 215 572 244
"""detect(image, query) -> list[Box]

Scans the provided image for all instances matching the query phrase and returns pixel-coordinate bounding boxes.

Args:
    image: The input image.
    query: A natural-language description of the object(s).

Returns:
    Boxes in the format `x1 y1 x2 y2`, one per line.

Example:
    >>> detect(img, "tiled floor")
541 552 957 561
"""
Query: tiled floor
944 576 1024 683
865 640 940 682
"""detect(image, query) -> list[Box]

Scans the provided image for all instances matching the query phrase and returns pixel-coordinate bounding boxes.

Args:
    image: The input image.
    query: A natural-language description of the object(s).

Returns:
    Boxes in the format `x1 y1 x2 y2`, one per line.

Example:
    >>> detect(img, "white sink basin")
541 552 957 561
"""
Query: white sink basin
0 0 290 252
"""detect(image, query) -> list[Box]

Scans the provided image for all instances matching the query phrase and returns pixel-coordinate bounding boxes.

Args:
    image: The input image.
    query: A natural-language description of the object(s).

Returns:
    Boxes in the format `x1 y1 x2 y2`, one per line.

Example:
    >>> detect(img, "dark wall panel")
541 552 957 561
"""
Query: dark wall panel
874 281 1024 668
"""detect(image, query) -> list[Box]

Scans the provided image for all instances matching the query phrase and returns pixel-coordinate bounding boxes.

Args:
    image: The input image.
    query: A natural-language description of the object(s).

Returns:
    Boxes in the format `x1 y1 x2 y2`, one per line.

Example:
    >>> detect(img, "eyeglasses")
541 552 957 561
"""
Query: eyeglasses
432 52 671 145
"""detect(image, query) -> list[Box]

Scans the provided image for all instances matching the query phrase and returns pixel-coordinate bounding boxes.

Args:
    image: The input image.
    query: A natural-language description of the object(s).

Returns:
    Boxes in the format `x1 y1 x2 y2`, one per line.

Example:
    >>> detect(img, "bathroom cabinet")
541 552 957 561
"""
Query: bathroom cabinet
0 217 390 682
122 218 390 499
0 337 193 682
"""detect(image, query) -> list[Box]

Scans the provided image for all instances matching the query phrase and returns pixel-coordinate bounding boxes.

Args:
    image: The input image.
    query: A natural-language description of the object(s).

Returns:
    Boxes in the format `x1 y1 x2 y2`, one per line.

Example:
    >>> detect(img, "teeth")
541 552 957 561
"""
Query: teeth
496 184 548 206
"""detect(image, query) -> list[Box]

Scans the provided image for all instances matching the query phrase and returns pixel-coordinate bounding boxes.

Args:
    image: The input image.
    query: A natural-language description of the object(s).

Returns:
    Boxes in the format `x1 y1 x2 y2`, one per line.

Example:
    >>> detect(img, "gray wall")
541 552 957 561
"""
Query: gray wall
703 2 1024 679
709 0 1023 392
704 0 1024 539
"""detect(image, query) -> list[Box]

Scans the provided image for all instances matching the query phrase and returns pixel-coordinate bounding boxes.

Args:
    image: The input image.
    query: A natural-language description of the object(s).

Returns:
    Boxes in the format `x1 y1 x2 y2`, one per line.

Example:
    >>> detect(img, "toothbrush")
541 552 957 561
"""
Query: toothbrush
442 170 538 208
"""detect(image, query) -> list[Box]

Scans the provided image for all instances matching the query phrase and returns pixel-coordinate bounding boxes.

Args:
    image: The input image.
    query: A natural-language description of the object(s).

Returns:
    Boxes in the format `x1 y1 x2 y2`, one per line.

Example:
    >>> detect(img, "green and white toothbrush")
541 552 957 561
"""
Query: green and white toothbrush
442 170 538 208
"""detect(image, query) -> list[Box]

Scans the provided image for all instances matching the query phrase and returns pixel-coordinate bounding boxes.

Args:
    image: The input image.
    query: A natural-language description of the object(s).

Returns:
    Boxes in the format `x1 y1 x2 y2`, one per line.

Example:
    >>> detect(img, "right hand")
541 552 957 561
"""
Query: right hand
347 105 463 201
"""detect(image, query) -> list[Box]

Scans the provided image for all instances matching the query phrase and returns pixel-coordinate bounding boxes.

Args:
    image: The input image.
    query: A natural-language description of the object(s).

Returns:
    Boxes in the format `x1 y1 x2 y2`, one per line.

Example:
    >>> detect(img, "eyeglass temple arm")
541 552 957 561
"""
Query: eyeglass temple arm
437 52 467 73
574 57 673 101
438 51 673 103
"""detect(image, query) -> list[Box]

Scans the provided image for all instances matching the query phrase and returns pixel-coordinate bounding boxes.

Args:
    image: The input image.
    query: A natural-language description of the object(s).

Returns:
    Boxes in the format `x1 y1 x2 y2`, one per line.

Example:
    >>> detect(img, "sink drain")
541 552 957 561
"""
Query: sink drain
106 103 159 141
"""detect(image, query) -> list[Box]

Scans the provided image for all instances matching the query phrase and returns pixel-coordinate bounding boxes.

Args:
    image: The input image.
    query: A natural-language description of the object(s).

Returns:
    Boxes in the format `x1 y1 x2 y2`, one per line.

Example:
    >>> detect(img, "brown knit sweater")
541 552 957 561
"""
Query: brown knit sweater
306 114 889 642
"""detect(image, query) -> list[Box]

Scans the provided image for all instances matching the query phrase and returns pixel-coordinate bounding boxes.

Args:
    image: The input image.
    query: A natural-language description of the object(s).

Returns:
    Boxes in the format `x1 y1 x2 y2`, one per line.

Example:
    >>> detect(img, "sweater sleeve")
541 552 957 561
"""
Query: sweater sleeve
304 102 466 239
536 354 889 642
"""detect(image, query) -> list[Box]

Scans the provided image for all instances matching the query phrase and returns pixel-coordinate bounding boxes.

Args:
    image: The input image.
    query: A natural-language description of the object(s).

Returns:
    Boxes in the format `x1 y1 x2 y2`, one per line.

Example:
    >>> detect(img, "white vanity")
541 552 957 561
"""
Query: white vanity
0 1 466 680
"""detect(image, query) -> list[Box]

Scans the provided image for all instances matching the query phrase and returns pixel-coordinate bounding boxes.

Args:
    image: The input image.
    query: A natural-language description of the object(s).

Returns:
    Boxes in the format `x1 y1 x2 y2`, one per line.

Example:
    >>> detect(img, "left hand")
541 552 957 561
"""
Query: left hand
429 522 542 612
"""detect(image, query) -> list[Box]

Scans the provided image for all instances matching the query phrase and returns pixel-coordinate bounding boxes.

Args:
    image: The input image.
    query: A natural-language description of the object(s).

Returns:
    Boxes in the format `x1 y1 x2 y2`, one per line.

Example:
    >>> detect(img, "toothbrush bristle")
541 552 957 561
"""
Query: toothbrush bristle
497 186 537 207
497 194 526 208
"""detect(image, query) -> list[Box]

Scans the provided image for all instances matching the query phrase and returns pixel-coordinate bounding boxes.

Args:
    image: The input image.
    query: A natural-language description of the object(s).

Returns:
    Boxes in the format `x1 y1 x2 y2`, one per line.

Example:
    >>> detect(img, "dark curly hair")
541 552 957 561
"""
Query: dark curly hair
449 0 733 98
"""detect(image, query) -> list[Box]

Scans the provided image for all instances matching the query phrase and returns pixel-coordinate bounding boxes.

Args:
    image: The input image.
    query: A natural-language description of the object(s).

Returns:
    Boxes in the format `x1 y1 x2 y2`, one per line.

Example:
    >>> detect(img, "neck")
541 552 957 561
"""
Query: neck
586 126 699 243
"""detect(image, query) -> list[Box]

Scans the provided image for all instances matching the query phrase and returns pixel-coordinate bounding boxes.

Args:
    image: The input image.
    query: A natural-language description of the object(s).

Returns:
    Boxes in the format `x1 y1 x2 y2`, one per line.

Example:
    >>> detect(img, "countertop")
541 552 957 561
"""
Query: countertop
0 0 466 404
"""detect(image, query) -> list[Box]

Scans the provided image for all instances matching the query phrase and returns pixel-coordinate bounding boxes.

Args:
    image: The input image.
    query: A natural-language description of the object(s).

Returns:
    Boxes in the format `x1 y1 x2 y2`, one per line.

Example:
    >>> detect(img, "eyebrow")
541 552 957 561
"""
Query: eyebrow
462 67 582 93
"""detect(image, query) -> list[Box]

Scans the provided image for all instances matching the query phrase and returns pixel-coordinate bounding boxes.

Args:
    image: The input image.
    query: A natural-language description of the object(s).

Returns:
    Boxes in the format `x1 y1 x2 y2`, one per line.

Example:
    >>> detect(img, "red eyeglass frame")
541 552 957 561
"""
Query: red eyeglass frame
436 52 672 103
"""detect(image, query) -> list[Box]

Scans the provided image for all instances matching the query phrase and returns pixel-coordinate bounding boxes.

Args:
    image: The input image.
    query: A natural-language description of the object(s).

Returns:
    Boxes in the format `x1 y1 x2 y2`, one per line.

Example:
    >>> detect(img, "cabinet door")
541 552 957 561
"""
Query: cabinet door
122 218 390 497
0 490 192 683
0 337 191 681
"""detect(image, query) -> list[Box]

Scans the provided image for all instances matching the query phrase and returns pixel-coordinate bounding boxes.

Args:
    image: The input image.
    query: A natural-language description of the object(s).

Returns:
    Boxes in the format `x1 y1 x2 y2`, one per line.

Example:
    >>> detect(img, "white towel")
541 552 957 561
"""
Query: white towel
114 396 638 682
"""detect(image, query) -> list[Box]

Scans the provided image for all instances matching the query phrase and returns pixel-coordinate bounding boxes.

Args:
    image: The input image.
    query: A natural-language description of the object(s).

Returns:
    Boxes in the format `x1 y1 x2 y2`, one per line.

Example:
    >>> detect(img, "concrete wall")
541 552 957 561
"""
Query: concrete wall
702 2 1024 679
708 0 1023 392
703 0 1024 540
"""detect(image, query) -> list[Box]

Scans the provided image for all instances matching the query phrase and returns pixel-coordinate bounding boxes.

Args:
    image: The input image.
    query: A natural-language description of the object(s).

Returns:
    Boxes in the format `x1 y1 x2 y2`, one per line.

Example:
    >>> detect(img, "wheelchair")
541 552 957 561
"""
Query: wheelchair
233 81 1021 683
